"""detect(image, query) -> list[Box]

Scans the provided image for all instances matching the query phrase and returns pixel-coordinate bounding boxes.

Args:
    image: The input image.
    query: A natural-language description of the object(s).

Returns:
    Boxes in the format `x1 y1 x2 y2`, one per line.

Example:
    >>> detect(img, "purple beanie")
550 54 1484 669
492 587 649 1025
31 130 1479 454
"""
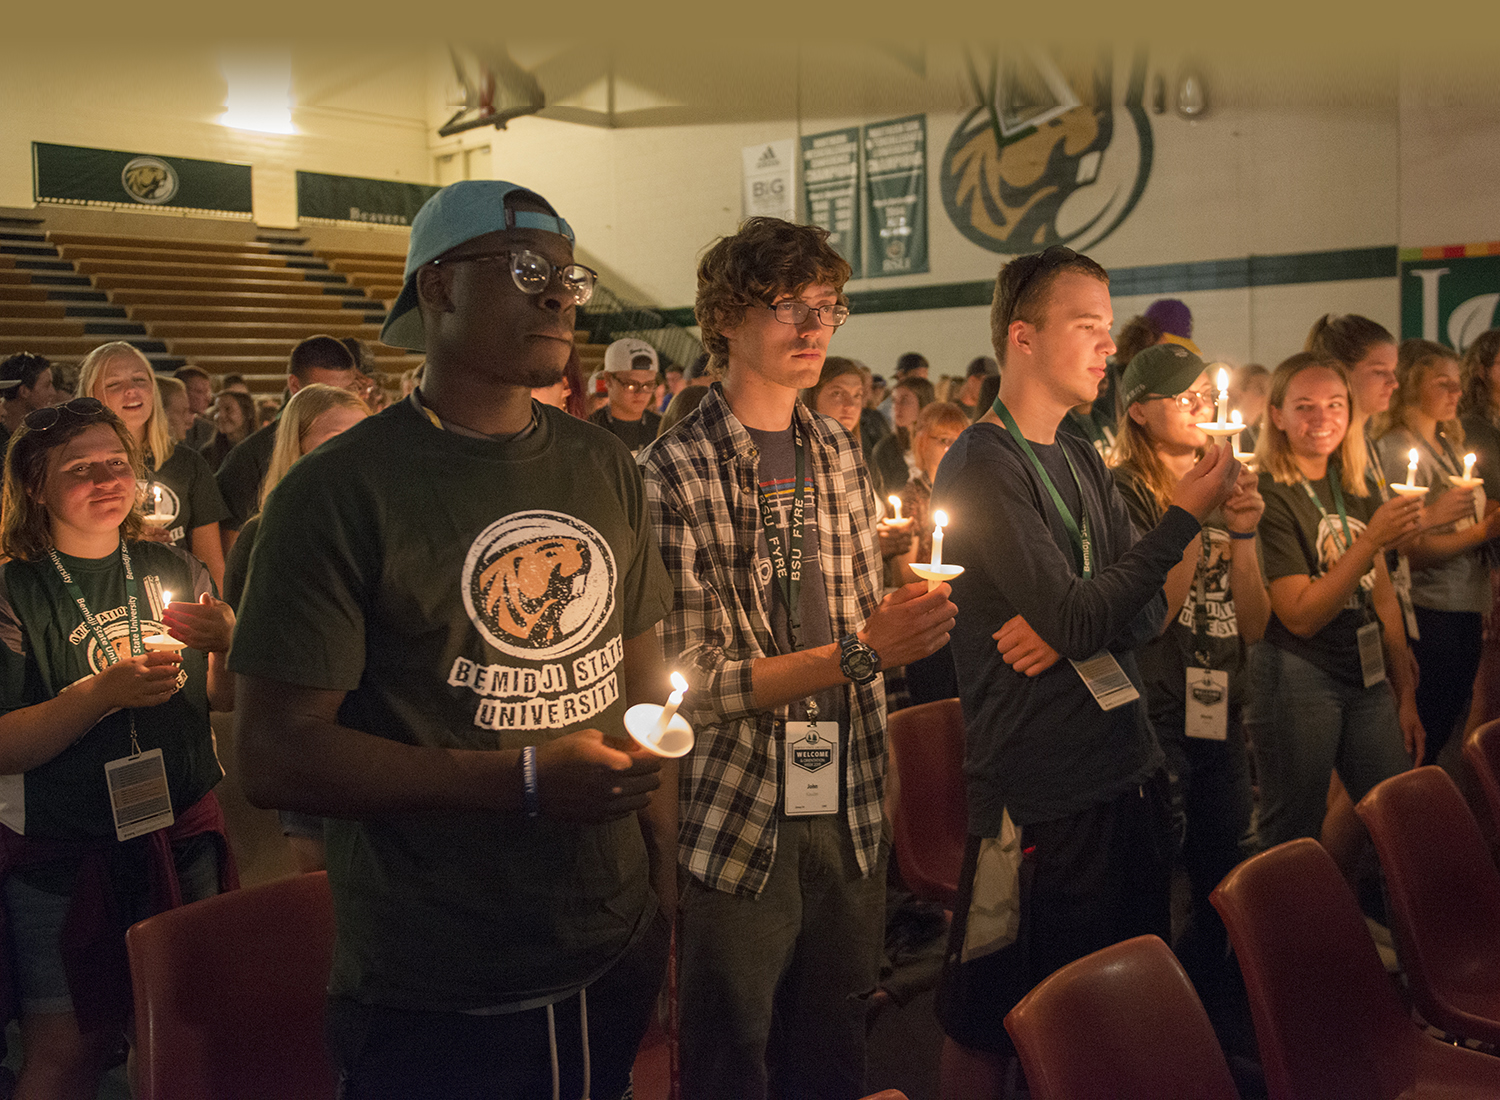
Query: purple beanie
1144 298 1193 339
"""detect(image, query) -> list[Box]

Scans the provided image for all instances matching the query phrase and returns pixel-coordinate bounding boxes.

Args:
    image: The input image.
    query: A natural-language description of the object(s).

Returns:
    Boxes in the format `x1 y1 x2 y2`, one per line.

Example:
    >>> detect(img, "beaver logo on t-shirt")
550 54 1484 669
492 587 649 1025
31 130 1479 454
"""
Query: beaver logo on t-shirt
1316 514 1376 608
67 612 188 692
461 512 616 660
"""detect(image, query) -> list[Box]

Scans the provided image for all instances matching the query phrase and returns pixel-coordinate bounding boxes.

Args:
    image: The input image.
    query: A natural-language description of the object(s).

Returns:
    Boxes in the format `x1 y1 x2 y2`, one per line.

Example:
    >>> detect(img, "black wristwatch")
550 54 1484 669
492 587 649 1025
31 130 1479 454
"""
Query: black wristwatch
838 633 881 685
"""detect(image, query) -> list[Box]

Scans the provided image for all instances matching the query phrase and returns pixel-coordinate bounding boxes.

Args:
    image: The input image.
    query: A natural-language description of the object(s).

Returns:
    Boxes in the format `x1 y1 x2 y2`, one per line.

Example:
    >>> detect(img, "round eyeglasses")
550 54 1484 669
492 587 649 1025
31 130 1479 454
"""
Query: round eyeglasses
431 248 598 306
767 301 850 328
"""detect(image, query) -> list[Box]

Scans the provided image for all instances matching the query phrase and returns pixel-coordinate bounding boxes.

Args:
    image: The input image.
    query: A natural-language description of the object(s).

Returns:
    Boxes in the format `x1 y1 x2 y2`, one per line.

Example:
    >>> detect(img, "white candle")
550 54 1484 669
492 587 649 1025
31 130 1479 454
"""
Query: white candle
931 510 948 568
151 485 163 514
1405 448 1419 489
1230 409 1244 453
1464 452 1477 480
1215 368 1229 425
887 495 903 522
655 671 688 740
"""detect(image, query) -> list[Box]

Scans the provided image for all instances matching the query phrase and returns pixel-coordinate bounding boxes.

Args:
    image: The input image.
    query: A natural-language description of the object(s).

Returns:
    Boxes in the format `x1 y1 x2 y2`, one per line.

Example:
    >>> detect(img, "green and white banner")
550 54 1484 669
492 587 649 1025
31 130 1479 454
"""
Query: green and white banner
862 115 928 278
297 171 440 226
32 142 252 215
1400 246 1500 353
801 127 862 274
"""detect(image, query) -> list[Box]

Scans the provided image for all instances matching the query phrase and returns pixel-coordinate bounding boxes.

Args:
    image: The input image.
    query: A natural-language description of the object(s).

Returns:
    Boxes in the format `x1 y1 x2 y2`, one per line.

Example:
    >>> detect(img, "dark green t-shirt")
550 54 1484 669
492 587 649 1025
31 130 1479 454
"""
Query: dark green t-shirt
1114 468 1249 726
145 442 229 548
0 542 220 846
228 399 673 1012
1258 470 1380 686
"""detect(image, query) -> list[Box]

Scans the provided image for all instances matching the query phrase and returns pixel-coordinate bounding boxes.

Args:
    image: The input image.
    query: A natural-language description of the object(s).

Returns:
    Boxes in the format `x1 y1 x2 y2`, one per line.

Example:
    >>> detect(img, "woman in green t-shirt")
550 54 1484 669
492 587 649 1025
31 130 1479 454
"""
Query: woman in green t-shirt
0 399 235 1100
1247 353 1423 878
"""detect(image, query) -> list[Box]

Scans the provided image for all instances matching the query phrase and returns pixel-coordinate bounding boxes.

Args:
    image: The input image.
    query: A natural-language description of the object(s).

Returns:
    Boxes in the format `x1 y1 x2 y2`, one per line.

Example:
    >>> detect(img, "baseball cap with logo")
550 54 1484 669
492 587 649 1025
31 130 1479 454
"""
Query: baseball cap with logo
603 338 659 375
381 180 575 353
1119 343 1209 409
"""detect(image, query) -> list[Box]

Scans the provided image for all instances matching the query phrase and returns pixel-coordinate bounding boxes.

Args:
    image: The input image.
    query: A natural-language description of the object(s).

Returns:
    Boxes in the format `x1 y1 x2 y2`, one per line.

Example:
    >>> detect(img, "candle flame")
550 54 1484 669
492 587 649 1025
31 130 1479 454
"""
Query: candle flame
1409 448 1420 465
1466 453 1477 465
1217 368 1229 392
670 671 688 693
1231 409 1243 426
933 510 949 528
161 591 172 608
888 495 900 510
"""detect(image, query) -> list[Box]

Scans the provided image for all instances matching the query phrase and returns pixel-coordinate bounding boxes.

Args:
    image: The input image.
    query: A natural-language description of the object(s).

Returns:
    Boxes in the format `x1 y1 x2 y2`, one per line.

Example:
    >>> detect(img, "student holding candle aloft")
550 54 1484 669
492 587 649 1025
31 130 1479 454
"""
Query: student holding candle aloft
0 397 235 1100
1248 352 1424 873
1373 339 1499 765
1108 344 1268 1018
77 343 229 595
933 249 1240 1100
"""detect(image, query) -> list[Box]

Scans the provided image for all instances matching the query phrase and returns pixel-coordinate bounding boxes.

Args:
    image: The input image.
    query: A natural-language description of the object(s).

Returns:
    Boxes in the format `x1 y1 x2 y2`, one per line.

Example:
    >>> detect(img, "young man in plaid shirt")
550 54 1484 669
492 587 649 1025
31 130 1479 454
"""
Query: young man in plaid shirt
640 217 956 1100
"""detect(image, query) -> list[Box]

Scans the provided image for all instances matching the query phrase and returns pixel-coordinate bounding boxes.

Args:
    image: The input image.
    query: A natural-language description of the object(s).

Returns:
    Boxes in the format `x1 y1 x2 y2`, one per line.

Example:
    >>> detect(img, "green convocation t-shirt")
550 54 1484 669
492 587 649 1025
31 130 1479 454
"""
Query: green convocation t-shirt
0 543 220 848
228 399 673 1012
1114 470 1249 724
144 443 229 549
1258 470 1380 687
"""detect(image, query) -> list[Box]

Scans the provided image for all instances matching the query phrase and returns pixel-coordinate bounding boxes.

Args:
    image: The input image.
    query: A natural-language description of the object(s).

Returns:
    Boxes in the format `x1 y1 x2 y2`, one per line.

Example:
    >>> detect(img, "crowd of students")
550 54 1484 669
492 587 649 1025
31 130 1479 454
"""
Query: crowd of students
0 175 1496 1100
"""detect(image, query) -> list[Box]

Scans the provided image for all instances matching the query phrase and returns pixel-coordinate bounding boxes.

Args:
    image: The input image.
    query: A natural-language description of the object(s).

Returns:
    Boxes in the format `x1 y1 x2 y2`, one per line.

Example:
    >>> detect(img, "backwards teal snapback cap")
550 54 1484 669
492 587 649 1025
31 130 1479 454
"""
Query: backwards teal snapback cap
380 180 576 352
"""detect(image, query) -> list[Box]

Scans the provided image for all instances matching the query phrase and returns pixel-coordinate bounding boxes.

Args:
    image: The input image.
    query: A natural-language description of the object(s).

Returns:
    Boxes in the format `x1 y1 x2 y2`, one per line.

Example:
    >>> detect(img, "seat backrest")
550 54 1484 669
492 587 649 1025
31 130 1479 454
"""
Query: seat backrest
888 697 967 908
1211 839 1418 1100
1004 934 1238 1100
1356 765 1500 1042
1463 719 1500 852
127 871 337 1100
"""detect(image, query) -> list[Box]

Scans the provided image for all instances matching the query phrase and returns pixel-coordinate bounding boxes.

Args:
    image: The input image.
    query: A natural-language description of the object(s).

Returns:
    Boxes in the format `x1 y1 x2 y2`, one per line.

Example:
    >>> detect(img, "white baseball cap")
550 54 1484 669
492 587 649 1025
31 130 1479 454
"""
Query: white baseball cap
603 338 658 375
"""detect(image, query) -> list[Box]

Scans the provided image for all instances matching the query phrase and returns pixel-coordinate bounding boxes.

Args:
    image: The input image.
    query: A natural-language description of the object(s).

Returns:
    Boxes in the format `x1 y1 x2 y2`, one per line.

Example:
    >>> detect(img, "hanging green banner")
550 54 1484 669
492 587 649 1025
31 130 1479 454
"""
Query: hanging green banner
1399 245 1500 353
297 171 440 226
801 127 861 274
32 142 253 215
861 115 928 279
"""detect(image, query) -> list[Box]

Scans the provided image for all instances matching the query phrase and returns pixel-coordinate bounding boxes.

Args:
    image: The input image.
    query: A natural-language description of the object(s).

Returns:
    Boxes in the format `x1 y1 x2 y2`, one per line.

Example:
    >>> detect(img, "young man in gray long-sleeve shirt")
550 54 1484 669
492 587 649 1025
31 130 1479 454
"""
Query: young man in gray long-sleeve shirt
932 246 1241 1099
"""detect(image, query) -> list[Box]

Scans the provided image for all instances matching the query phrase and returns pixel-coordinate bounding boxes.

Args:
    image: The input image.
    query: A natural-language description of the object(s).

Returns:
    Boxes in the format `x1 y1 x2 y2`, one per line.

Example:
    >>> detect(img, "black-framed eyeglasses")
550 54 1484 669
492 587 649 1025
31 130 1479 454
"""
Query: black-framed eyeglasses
23 397 108 432
608 376 656 394
767 301 850 328
1001 245 1079 331
430 248 598 305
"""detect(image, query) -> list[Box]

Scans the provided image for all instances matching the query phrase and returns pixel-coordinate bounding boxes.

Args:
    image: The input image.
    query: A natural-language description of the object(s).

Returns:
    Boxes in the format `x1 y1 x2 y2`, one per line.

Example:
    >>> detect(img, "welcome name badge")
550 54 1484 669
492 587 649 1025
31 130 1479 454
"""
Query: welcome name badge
784 721 839 816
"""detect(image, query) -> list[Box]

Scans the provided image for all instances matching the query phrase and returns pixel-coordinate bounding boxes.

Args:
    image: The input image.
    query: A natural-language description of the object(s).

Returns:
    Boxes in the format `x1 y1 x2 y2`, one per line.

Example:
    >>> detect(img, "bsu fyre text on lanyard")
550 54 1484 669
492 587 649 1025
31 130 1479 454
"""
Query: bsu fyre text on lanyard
757 423 807 652
993 399 1138 711
49 544 176 840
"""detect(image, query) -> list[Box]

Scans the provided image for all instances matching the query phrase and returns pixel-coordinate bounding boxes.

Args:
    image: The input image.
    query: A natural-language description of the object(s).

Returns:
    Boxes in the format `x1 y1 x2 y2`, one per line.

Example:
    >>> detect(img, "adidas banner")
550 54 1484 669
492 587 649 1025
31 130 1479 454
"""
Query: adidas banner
742 139 795 222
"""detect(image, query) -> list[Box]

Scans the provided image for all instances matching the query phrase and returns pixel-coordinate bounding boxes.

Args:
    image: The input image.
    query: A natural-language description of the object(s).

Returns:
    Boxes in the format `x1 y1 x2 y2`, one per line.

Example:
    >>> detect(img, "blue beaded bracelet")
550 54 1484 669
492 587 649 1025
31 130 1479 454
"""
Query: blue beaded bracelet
521 745 541 818
1228 530 1256 540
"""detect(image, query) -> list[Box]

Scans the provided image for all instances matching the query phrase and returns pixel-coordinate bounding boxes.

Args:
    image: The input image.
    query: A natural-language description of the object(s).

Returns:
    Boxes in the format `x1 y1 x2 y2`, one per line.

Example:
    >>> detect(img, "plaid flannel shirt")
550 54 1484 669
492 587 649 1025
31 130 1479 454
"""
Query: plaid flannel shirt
640 384 887 898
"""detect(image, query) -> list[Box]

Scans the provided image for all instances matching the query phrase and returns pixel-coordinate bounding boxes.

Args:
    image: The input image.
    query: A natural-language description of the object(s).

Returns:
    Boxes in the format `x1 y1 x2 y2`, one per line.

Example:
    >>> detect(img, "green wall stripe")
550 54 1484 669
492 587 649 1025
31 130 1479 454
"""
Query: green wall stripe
646 245 1399 323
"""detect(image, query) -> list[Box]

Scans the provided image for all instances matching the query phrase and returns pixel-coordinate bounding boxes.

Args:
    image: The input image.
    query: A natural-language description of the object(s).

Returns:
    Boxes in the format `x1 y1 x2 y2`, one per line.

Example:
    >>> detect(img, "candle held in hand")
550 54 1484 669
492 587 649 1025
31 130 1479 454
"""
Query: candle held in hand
655 671 688 740
1464 453 1477 480
887 495 903 522
931 510 948 568
1405 448 1419 489
151 485 163 514
1215 368 1229 425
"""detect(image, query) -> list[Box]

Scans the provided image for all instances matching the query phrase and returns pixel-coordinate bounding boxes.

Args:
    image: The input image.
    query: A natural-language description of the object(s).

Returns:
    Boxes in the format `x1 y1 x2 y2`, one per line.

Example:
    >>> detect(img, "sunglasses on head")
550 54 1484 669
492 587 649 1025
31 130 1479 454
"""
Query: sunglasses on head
1001 245 1079 332
23 397 109 432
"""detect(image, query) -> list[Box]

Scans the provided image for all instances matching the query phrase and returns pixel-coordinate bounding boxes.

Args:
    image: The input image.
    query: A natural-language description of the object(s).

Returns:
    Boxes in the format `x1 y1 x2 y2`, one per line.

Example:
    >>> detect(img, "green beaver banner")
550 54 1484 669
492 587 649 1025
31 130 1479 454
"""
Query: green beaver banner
297 171 440 226
33 142 252 214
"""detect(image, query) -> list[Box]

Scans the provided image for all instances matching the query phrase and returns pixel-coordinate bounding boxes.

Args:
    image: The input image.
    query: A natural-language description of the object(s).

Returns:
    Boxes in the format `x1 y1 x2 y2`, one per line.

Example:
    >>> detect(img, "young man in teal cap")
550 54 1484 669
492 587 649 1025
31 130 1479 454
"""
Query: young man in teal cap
232 180 677 1098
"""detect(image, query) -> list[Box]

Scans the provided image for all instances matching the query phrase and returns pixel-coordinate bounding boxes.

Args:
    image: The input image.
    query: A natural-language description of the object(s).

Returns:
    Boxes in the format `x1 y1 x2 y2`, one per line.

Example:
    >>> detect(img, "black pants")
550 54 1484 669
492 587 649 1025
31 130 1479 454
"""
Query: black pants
327 910 670 1100
936 773 1173 1055
1412 606 1484 766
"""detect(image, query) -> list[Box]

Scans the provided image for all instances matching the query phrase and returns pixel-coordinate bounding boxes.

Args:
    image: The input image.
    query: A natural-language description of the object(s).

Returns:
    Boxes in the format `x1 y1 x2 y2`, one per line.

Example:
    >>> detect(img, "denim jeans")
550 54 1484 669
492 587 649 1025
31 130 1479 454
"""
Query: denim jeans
677 816 887 1100
1246 643 1411 851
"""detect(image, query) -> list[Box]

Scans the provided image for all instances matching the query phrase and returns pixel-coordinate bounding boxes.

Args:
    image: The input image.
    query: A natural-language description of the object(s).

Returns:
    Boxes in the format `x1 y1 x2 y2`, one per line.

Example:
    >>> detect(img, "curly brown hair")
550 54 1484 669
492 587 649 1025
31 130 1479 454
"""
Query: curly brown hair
1460 329 1500 420
1 405 144 562
694 218 852 374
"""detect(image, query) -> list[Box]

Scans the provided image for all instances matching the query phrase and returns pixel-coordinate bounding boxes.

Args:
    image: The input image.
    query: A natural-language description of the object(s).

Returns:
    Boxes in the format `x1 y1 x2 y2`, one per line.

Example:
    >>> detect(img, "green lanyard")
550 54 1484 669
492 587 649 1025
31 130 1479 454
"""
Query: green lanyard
994 398 1093 578
1299 471 1373 621
756 423 807 651
1363 433 1389 499
48 542 144 663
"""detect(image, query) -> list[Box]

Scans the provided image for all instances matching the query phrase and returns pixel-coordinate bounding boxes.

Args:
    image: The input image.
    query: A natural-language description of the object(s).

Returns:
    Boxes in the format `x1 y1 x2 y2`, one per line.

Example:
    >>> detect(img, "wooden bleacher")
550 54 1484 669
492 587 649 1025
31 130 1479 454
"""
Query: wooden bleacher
1 217 615 395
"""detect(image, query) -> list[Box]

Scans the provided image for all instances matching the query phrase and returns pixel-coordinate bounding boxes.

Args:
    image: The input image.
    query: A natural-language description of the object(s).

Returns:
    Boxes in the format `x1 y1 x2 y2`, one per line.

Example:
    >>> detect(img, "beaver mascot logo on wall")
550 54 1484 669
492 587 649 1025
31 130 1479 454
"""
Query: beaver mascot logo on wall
940 49 1153 255
120 156 179 205
462 512 616 660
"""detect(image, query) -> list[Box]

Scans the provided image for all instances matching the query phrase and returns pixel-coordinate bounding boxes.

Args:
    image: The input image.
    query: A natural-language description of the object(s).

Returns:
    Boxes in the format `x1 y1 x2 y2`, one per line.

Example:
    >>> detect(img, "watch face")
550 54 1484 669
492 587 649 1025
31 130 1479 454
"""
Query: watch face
845 647 877 682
